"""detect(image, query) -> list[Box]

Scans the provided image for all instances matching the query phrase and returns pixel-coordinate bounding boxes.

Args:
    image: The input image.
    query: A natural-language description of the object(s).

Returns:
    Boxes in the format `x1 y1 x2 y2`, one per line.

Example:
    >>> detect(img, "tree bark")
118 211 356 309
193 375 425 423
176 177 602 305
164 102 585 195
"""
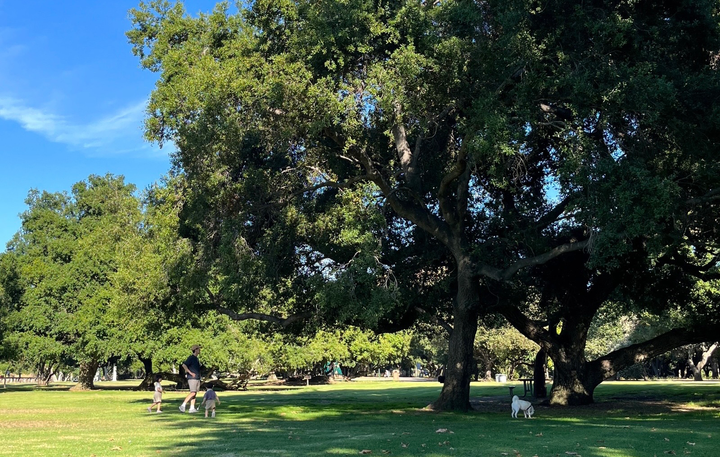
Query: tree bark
549 328 720 404
429 265 480 411
73 360 99 390
533 349 547 399
687 346 702 381
137 357 156 390
694 342 718 381
550 358 600 405
430 305 479 411
35 362 56 387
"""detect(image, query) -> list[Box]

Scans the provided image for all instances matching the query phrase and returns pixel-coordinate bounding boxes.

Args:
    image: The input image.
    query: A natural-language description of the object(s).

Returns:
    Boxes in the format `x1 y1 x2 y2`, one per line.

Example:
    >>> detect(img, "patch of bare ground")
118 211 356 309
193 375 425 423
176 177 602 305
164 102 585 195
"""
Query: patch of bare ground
470 395 719 415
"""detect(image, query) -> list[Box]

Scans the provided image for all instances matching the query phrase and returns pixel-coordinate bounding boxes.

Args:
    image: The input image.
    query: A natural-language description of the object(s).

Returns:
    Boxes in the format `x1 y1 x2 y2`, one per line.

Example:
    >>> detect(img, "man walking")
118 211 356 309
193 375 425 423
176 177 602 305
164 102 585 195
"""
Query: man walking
179 345 202 413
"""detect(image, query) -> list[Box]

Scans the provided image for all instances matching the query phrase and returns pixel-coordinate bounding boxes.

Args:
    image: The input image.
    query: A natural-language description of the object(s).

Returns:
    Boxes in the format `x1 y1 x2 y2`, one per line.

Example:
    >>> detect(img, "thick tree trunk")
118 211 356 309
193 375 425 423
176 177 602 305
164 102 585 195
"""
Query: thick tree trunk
550 358 600 405
430 265 481 412
533 349 547 399
35 363 55 387
694 342 718 381
137 357 156 390
548 338 601 406
73 360 99 390
687 346 703 381
430 305 479 411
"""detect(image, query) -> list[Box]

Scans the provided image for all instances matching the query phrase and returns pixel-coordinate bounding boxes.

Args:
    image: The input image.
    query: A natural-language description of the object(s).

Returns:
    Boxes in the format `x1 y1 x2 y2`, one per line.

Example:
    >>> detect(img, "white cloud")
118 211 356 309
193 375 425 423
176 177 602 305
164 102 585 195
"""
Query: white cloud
0 96 163 157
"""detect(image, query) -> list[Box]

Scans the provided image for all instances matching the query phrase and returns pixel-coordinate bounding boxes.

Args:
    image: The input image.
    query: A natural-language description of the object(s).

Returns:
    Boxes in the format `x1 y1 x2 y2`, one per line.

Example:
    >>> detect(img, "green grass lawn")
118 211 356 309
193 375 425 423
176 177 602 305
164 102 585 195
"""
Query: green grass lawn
1 379 718 457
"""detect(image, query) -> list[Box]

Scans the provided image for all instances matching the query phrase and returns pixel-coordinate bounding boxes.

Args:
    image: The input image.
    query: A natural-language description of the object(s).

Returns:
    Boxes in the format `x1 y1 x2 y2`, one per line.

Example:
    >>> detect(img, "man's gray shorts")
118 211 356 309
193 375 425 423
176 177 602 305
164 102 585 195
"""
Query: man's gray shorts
188 379 201 393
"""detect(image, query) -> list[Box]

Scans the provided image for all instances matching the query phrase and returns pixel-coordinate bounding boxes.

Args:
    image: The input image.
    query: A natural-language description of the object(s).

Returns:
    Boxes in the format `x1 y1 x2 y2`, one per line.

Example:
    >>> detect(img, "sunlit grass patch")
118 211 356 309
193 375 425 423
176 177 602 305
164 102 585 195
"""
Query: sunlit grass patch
0 380 718 456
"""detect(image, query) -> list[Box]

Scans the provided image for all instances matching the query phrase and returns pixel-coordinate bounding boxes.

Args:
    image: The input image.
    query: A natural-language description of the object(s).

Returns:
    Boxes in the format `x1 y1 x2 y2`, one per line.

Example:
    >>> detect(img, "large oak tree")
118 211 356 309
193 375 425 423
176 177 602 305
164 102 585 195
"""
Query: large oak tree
129 0 720 410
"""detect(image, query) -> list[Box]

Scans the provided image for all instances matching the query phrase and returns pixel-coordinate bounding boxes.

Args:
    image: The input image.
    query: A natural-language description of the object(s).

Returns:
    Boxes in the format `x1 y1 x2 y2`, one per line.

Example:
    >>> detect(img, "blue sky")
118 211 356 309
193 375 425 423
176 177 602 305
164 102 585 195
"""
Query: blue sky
0 0 218 251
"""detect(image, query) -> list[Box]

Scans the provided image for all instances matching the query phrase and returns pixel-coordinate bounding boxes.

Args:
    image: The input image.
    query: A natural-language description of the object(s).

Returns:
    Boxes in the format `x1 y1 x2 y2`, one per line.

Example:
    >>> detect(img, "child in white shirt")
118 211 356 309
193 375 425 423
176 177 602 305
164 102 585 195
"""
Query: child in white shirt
148 374 163 413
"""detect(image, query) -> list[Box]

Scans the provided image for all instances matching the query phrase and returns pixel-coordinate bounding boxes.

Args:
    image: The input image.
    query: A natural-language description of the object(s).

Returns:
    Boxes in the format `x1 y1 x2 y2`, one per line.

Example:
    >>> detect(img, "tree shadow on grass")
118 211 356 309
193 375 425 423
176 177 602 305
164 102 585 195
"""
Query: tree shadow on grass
1 383 73 393
137 384 720 457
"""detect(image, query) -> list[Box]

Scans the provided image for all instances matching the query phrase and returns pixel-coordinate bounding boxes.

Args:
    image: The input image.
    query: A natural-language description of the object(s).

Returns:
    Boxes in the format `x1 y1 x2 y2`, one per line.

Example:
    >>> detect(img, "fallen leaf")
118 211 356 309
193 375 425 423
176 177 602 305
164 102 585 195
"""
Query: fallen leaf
687 442 695 446
401 443 408 448
359 450 372 455
535 433 543 437
381 451 391 455
436 428 448 433
664 451 676 455
665 438 670 442
111 446 122 451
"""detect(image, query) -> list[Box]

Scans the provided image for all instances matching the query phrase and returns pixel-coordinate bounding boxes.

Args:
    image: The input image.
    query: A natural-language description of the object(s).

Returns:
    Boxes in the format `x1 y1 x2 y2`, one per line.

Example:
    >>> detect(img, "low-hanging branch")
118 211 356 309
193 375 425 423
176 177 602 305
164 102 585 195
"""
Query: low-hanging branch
589 325 720 380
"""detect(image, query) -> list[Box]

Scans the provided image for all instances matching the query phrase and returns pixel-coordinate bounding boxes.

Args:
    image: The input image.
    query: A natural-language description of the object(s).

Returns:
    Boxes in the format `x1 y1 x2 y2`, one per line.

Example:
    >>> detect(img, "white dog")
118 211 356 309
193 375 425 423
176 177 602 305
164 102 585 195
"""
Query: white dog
511 395 534 418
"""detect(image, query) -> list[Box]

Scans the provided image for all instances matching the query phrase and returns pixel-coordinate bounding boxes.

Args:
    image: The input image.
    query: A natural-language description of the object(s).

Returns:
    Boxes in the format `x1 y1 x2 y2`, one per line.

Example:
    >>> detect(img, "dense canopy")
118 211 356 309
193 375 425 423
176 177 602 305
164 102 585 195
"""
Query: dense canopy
125 0 720 409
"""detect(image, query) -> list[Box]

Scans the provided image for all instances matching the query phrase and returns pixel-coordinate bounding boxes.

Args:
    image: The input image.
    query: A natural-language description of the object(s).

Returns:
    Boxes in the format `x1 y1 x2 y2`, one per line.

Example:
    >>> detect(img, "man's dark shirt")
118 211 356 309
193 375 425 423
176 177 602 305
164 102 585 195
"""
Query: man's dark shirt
184 354 201 380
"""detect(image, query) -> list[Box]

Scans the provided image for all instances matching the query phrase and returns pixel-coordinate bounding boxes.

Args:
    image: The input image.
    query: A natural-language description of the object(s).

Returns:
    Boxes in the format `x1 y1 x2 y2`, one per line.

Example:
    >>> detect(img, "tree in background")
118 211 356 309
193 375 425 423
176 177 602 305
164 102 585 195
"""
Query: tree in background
2 175 143 389
1 189 78 385
474 324 538 381
109 174 197 388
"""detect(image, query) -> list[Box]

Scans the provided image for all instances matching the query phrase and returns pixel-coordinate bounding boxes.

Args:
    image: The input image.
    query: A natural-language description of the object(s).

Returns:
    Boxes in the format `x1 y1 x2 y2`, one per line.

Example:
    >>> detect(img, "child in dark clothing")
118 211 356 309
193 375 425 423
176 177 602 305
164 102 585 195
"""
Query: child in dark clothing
201 387 221 418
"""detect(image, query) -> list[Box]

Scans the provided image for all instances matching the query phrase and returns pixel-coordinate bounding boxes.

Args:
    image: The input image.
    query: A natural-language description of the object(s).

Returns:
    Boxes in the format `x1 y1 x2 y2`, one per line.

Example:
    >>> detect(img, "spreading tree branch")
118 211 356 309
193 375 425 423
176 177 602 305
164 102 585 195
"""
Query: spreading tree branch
589 325 720 380
686 188 720 206
492 303 552 344
295 174 374 195
414 306 454 335
477 239 590 281
437 141 468 231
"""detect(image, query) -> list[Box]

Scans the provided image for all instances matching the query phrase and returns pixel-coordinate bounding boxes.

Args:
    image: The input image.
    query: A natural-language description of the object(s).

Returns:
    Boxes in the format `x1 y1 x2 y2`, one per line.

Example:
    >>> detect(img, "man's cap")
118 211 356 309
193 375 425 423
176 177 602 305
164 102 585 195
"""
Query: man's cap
191 344 202 351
